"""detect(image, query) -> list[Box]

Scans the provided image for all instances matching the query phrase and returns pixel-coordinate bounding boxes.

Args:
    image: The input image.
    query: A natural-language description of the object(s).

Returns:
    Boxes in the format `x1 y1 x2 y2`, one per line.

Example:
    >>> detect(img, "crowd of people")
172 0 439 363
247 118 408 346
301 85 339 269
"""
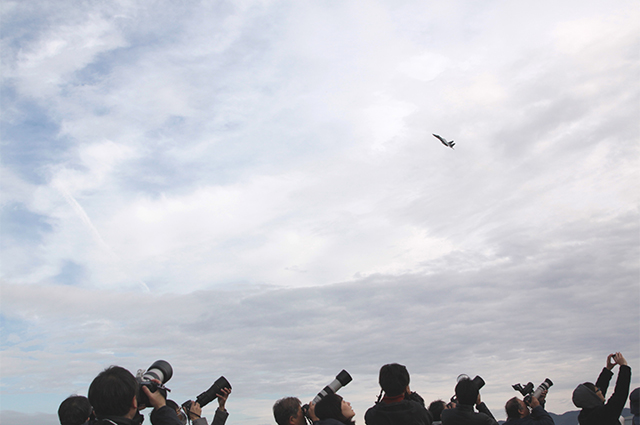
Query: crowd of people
59 352 636 425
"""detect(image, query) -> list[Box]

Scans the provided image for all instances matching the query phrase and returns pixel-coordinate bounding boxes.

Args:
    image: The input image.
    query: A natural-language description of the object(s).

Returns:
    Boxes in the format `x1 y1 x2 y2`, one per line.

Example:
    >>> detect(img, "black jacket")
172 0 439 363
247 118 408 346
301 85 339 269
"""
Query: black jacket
365 399 433 425
504 405 554 425
92 406 181 425
192 408 229 425
315 419 350 425
577 365 631 425
441 403 498 425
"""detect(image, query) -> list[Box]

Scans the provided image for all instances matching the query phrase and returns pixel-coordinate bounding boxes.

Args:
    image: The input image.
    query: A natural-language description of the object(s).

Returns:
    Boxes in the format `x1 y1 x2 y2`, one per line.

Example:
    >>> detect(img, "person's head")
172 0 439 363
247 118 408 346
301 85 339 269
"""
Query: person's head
379 363 410 397
584 383 605 402
428 400 446 421
315 394 355 425
273 397 305 425
455 377 479 406
166 400 187 425
58 395 93 425
88 366 139 418
505 397 529 419
572 382 605 409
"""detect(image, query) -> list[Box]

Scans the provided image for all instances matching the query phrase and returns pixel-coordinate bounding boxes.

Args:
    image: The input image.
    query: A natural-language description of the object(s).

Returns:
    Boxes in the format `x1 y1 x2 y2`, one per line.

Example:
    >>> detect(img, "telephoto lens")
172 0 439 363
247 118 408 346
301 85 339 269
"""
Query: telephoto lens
196 376 232 407
137 360 173 407
532 378 553 399
182 376 232 413
312 370 353 404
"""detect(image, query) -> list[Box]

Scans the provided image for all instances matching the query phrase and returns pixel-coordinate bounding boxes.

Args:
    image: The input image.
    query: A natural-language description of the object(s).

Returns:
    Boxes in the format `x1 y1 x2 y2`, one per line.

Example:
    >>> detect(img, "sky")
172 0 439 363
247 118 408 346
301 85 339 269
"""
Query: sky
1 0 639 424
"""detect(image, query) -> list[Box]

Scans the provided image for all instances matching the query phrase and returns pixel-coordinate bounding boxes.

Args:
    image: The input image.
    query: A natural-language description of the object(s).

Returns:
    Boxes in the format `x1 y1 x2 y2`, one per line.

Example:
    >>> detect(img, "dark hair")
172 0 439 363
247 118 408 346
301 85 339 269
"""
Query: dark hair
428 399 446 421
315 393 355 425
273 397 301 425
379 363 410 397
505 397 522 419
88 366 138 417
166 399 179 411
58 395 93 425
455 377 478 406
583 382 597 393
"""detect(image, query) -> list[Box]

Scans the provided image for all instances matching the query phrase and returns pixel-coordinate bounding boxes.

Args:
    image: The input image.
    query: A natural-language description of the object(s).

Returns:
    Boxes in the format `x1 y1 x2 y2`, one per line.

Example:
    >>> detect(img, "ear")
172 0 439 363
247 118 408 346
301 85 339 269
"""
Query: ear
125 395 139 420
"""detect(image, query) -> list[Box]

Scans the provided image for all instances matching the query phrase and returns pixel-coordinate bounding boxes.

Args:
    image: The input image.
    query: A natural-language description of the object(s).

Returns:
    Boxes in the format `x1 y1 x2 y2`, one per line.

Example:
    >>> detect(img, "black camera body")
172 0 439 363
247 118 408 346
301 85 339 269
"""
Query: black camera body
512 378 553 405
448 374 485 406
137 360 173 408
405 391 425 406
182 376 232 412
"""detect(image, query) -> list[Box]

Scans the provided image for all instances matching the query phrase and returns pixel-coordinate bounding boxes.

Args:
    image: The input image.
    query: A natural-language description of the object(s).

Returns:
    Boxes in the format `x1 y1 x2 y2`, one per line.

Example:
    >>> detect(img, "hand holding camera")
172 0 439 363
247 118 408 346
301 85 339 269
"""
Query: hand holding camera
136 360 173 409
182 376 232 417
302 370 351 424
186 401 202 421
142 381 167 410
512 378 553 406
607 352 627 370
217 387 231 412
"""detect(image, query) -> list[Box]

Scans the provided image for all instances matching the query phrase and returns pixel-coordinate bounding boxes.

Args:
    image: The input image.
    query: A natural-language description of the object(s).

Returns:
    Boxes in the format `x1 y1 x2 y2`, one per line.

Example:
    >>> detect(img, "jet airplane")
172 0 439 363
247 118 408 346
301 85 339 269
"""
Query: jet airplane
433 133 455 149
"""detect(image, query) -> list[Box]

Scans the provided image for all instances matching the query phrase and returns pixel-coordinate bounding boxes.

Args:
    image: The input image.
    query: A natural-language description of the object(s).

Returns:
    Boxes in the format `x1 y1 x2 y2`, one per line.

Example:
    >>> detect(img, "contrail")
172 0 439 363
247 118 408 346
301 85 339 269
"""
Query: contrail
53 180 150 292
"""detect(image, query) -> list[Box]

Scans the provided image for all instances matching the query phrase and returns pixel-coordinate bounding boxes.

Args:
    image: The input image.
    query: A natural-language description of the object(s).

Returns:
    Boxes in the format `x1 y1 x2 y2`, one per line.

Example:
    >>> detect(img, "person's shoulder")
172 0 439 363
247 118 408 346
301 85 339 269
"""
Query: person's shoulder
365 402 381 413
404 399 428 409
365 403 381 420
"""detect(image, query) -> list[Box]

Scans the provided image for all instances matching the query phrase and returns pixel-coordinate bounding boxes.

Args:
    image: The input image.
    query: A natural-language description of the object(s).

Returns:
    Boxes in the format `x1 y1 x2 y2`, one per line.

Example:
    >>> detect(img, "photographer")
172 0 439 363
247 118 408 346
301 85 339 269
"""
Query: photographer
504 389 554 425
441 377 498 425
428 400 450 425
273 397 318 425
58 395 94 425
182 387 231 425
314 393 356 425
88 365 182 425
572 352 631 425
364 363 432 425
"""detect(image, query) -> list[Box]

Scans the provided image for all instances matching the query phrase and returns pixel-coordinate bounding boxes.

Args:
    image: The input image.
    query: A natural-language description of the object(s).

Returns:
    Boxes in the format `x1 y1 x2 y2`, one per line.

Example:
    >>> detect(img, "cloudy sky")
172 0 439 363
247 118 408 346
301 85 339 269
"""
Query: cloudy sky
1 0 639 424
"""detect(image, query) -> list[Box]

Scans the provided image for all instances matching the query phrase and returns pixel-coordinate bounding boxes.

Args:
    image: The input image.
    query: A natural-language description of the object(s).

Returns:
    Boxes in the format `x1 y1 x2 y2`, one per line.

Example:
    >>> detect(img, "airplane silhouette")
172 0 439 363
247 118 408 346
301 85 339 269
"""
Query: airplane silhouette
433 134 455 149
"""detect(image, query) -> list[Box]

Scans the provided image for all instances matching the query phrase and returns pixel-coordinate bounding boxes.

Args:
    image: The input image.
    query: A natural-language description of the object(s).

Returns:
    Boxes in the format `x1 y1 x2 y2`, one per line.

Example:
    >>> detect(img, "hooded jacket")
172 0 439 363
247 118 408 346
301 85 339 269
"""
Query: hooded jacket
573 365 631 425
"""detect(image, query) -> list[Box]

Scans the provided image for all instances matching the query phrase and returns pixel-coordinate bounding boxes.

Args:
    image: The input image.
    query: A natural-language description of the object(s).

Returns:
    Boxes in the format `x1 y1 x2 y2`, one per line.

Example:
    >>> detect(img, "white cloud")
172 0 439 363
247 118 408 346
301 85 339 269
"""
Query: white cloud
398 52 451 82
10 14 128 99
1 0 639 423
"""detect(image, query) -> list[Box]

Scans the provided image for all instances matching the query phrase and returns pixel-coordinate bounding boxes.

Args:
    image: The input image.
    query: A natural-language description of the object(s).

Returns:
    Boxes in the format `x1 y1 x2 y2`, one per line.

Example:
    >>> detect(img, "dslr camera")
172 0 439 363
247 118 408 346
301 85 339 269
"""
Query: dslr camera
512 378 553 406
448 374 485 407
136 360 173 408
302 370 352 416
182 376 232 413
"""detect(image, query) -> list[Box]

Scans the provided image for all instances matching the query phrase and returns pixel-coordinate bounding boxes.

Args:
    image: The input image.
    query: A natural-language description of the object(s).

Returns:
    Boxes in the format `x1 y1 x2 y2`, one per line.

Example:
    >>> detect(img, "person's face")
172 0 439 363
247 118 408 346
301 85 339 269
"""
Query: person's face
291 405 306 425
518 400 530 417
175 408 187 425
595 387 606 402
341 399 355 419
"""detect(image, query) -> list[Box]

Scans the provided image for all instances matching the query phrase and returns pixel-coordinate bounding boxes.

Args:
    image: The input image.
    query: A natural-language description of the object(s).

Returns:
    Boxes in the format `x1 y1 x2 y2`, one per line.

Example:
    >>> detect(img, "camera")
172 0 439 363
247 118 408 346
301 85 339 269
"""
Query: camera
512 378 553 405
448 374 485 406
405 391 425 406
302 370 352 414
182 376 232 412
136 360 173 407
